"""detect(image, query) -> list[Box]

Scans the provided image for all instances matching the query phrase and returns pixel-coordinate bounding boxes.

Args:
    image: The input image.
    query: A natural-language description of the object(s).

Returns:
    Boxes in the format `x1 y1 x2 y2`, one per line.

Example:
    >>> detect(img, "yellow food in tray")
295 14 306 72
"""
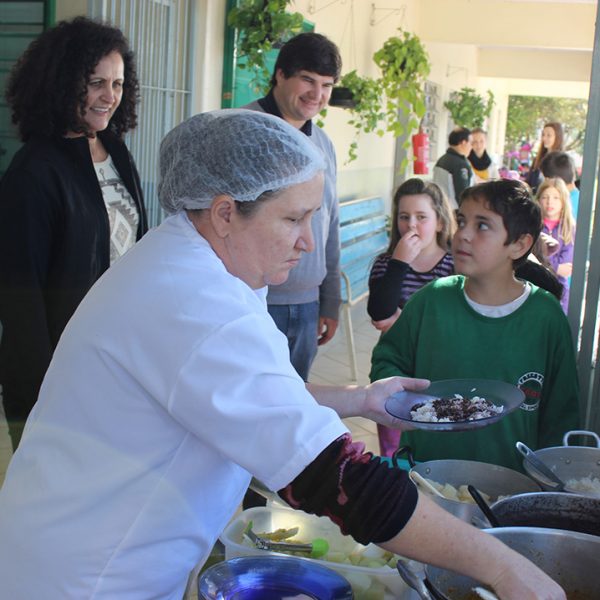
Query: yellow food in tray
249 526 399 568
222 506 415 600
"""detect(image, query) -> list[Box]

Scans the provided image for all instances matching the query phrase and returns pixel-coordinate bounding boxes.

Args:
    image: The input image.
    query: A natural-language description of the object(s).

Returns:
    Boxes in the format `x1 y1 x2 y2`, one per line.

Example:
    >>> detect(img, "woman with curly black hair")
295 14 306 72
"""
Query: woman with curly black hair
0 16 148 450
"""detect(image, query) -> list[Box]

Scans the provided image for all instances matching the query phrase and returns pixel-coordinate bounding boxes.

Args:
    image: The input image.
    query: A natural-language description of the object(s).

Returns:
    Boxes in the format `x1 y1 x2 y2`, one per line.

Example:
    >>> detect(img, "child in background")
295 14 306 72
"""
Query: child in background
367 178 455 456
537 178 576 314
370 179 579 472
540 151 580 219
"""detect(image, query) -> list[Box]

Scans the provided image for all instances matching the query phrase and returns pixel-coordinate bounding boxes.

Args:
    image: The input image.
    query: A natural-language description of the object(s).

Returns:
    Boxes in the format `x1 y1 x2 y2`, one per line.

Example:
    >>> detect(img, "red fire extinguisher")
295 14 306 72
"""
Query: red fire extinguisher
412 129 429 175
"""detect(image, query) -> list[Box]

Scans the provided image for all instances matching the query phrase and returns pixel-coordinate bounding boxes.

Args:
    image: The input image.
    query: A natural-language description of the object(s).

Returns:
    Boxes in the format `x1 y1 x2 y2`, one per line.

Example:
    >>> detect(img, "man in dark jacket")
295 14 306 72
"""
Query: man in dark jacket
433 127 474 208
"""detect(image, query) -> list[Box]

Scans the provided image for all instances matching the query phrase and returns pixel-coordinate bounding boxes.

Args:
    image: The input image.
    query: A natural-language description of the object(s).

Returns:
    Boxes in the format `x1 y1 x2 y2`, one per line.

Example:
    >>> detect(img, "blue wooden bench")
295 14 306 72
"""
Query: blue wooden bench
339 196 389 382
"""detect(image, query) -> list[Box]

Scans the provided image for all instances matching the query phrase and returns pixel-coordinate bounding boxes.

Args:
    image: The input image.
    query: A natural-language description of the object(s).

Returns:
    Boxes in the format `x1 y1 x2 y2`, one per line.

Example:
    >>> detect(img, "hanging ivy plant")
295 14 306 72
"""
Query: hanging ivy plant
327 30 430 164
444 87 495 129
335 71 386 162
374 29 430 139
227 0 304 94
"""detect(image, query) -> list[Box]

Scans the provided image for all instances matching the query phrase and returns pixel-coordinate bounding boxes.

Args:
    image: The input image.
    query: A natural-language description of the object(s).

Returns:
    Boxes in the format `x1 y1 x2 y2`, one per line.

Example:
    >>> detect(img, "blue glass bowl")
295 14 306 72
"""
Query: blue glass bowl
198 555 353 600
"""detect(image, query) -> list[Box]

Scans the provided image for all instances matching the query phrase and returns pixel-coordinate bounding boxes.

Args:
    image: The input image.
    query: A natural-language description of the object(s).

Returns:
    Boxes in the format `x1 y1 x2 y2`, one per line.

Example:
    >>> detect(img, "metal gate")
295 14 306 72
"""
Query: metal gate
89 0 196 227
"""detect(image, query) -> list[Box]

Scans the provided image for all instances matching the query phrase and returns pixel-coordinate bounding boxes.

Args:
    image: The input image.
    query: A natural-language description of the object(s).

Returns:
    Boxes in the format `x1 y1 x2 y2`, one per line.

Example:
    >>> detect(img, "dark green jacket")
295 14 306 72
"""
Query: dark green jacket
370 276 579 472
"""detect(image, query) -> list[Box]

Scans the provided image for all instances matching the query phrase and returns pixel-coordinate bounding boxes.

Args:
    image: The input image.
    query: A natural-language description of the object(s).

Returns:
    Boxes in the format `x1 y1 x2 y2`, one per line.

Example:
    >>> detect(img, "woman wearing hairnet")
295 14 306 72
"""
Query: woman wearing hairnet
0 110 564 600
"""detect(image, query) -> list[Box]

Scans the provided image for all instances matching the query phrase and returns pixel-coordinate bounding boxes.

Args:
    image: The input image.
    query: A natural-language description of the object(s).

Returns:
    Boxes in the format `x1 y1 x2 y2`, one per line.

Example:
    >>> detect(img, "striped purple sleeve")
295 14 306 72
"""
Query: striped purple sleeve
277 434 418 544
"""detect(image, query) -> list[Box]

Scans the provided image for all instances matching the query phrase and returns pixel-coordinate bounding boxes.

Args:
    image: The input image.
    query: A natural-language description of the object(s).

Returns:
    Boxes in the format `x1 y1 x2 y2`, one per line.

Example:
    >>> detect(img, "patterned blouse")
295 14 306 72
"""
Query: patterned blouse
367 252 454 321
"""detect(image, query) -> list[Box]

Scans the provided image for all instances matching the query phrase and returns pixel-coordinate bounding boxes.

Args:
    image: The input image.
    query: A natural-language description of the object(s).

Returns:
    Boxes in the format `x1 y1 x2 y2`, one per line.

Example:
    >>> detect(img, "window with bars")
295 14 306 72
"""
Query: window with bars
89 0 195 227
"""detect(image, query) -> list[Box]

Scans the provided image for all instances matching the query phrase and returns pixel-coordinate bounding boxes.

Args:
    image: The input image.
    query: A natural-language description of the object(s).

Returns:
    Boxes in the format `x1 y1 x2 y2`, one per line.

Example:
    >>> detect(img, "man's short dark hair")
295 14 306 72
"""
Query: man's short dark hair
270 32 342 87
540 151 576 184
460 179 541 267
448 127 471 146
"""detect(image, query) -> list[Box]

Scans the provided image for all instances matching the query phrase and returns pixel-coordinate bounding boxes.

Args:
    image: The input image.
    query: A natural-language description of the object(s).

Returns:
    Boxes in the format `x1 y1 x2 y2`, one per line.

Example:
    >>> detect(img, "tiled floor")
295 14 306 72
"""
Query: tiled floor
309 300 381 454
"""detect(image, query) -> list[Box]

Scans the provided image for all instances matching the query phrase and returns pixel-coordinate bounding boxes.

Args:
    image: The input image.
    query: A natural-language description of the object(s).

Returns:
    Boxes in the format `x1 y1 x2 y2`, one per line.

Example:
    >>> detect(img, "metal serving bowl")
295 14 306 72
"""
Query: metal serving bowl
394 449 541 523
426 527 600 599
522 430 600 495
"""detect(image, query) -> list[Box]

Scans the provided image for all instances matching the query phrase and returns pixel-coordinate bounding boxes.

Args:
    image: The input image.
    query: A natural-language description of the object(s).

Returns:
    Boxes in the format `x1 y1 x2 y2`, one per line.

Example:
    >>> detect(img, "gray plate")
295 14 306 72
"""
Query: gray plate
385 379 525 431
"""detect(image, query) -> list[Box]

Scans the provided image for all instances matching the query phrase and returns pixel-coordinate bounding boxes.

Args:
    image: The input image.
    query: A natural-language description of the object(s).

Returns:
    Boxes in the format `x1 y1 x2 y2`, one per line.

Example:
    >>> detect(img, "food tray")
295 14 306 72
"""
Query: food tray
220 506 415 600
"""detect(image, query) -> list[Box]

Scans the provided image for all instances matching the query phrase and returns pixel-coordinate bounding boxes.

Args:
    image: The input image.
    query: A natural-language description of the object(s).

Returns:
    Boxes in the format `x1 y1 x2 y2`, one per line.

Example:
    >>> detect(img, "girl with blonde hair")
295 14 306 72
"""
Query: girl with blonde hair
536 177 575 312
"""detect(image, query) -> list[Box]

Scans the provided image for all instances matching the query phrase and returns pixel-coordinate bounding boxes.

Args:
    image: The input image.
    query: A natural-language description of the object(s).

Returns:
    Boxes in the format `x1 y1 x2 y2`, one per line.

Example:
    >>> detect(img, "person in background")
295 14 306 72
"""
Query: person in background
0 16 148 450
526 122 564 193
536 178 576 314
468 127 500 182
371 179 579 473
433 127 474 208
541 151 580 219
244 32 341 382
0 110 566 600
367 178 455 456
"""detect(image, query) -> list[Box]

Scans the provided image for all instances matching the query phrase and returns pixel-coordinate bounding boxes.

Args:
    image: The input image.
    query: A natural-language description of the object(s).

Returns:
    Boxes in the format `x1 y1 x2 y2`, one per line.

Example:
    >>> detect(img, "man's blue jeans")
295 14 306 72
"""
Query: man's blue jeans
268 301 319 381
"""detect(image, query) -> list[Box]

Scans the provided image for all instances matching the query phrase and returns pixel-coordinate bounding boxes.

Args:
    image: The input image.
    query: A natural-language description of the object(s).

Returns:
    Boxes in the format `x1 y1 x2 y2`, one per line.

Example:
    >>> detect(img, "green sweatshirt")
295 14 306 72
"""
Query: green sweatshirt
370 276 579 472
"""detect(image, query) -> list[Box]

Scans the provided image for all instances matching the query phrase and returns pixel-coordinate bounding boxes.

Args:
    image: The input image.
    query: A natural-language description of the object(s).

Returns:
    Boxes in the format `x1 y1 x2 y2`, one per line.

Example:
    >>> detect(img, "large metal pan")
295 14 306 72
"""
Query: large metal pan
522 430 600 495
425 527 600 599
393 447 540 523
490 491 600 537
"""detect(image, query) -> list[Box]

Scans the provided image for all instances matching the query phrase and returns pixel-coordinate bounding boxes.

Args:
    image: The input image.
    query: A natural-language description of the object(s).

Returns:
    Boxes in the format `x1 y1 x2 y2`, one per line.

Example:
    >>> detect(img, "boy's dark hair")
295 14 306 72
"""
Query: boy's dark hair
448 127 471 146
6 16 139 141
460 179 542 267
270 32 342 87
540 151 576 184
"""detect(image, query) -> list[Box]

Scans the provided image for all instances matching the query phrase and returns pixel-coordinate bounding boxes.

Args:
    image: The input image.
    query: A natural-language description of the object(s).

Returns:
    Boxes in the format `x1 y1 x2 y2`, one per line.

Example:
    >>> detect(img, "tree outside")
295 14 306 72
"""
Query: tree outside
505 95 587 168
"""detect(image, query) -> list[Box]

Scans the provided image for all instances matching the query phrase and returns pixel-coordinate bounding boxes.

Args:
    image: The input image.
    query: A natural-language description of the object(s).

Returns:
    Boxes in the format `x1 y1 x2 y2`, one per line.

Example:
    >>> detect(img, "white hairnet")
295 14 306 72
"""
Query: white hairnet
158 109 326 214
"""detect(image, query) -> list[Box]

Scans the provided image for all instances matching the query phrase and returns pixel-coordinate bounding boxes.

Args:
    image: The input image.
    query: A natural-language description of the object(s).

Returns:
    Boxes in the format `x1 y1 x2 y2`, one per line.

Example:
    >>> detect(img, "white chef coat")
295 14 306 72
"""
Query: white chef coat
0 212 348 599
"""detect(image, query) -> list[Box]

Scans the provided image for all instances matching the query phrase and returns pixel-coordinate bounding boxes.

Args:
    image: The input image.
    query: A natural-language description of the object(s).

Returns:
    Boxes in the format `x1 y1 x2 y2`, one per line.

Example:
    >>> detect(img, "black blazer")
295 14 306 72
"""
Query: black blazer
0 130 148 422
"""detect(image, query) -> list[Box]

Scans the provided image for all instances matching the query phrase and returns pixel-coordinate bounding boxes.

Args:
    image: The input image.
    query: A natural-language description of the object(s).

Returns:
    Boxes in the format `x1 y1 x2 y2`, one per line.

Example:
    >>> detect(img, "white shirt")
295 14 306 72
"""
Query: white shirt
94 155 139 264
0 212 348 599
464 282 532 317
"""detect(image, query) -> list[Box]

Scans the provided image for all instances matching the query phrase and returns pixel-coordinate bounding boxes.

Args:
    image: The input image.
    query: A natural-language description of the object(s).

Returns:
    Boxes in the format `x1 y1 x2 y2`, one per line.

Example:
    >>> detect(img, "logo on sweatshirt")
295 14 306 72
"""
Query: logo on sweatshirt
517 371 544 412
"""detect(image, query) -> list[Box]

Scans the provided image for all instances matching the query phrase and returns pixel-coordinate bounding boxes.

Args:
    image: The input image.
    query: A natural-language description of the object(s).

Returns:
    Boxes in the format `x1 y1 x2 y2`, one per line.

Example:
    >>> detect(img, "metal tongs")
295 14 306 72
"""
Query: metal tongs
243 523 328 557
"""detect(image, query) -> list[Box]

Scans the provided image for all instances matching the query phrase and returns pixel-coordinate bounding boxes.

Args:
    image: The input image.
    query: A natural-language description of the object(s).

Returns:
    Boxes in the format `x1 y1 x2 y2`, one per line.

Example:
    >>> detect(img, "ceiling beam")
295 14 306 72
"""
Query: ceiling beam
478 47 592 81
419 0 594 51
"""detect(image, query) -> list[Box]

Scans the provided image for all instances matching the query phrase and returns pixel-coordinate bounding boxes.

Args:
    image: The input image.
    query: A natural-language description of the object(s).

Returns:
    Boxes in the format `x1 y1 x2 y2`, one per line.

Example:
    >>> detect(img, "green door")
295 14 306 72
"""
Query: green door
0 1 54 176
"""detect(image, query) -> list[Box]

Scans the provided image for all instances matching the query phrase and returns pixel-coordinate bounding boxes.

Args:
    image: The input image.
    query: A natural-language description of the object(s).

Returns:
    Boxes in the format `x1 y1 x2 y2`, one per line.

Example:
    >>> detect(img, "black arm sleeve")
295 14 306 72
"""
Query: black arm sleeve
367 259 410 321
277 434 418 545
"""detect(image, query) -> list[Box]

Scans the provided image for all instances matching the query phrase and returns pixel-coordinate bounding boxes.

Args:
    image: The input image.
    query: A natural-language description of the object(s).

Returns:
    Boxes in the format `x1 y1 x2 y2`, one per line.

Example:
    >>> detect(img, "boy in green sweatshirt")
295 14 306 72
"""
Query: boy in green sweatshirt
370 179 579 471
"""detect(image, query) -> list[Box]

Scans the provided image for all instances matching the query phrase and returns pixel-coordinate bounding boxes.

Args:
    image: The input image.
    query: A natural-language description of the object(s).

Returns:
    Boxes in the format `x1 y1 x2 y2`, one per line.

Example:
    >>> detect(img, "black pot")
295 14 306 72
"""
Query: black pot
329 87 356 108
490 491 600 537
